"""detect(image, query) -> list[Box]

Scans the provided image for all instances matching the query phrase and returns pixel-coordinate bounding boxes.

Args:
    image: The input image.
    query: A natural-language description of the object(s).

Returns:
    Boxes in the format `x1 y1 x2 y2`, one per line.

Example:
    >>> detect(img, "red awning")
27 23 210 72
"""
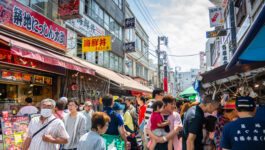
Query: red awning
0 34 95 75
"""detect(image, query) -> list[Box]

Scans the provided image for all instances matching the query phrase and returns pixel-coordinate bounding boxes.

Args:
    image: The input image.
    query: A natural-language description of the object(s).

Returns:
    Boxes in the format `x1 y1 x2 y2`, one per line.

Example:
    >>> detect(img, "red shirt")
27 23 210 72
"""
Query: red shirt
138 105 147 125
150 112 165 130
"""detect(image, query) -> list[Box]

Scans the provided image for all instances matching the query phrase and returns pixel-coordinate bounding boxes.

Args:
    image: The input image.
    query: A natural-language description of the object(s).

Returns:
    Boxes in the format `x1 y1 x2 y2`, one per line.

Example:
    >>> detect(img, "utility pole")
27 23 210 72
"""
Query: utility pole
157 37 161 88
230 0 237 55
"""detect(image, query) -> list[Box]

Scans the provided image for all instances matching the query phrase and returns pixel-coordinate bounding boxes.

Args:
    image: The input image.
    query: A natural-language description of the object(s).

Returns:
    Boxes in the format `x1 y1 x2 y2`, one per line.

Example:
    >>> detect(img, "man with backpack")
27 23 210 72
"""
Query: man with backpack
102 94 127 150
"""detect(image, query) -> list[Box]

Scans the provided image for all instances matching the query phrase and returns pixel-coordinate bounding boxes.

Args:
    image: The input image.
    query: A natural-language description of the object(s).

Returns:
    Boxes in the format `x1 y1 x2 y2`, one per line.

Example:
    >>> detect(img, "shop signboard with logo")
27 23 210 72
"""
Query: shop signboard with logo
209 7 224 27
82 36 111 52
125 42 136 53
58 0 82 20
125 18 135 29
0 0 67 51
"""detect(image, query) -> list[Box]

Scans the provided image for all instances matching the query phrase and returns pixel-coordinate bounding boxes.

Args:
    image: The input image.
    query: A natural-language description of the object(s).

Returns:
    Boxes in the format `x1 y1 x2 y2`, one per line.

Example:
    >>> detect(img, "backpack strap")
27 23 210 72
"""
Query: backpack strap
32 118 57 138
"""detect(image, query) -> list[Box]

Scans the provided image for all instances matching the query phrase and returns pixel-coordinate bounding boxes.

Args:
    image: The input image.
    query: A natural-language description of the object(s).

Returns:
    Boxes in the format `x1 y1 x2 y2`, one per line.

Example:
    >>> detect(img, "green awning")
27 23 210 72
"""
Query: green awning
179 87 197 98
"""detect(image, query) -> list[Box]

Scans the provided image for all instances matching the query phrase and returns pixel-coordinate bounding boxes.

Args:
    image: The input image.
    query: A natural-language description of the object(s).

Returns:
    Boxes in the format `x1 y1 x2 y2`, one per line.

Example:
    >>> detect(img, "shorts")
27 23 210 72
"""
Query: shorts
152 129 167 137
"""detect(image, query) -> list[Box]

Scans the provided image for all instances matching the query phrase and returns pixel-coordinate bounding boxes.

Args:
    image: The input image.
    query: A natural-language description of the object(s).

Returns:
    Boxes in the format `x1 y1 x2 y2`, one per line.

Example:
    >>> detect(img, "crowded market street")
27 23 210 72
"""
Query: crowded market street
0 0 265 150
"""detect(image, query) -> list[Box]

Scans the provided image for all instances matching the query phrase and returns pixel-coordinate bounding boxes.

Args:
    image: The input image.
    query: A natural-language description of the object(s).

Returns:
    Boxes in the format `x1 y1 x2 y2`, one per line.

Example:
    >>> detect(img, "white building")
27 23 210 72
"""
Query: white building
175 69 199 92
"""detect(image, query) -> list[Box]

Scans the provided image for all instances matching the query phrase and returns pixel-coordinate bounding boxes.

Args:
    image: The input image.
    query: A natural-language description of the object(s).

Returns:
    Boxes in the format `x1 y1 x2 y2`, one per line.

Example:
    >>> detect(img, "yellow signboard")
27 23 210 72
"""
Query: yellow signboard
82 36 111 52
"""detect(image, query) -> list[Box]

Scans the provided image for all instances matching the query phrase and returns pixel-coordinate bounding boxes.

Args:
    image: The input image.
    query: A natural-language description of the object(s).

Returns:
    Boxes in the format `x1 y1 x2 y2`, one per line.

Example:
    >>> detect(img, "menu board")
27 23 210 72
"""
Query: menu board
44 77 52 85
34 75 44 84
1 116 30 150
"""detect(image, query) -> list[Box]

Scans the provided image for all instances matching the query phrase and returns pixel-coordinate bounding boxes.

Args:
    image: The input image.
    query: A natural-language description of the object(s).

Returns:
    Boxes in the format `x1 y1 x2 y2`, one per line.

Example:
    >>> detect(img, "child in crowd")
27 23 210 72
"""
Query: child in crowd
150 101 171 150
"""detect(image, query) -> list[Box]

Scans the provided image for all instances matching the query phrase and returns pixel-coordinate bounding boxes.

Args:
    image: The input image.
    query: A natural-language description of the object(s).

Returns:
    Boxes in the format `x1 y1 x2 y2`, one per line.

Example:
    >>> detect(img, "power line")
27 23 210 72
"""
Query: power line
138 0 164 35
167 54 199 57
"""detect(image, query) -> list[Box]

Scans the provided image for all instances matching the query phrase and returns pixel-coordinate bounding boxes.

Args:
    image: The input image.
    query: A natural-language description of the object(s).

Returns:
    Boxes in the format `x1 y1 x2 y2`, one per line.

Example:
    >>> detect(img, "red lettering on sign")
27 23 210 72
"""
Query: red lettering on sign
100 39 106 46
212 13 219 22
92 39 98 47
84 39 91 47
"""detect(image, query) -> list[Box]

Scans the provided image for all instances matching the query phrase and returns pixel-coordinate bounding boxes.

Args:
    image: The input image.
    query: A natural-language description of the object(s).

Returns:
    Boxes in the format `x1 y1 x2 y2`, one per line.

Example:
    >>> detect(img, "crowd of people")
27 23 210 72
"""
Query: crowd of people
18 88 265 150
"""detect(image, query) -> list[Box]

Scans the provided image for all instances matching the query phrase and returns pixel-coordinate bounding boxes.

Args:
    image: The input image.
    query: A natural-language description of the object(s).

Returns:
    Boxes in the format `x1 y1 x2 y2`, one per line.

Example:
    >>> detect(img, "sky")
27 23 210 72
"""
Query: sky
126 0 214 72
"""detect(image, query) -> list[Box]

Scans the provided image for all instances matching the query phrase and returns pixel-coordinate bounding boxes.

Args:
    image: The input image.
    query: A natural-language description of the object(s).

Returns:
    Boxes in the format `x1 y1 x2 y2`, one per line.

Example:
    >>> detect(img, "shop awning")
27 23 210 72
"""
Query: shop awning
0 34 95 75
179 87 197 98
226 4 265 70
72 57 153 93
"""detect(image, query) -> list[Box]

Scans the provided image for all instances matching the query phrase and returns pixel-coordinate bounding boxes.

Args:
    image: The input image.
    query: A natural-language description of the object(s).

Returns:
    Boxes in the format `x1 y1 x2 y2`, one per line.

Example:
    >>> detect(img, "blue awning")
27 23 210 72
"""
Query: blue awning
226 4 265 70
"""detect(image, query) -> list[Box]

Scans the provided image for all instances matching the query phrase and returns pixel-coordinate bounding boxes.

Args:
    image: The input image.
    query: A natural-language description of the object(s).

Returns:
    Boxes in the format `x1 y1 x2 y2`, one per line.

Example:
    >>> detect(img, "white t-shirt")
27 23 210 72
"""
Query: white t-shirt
17 105 38 116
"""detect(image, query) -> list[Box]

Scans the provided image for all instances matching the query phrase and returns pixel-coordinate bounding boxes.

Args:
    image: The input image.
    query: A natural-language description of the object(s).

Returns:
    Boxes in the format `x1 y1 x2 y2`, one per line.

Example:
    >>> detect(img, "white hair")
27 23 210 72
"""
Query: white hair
41 98 56 108
59 97 68 103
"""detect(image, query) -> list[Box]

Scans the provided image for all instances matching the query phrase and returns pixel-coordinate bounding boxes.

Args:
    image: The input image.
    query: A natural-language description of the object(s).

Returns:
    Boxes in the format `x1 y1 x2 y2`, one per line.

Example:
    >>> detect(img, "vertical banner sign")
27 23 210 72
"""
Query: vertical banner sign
58 0 82 20
209 7 224 27
82 36 111 52
0 0 67 50
125 18 135 29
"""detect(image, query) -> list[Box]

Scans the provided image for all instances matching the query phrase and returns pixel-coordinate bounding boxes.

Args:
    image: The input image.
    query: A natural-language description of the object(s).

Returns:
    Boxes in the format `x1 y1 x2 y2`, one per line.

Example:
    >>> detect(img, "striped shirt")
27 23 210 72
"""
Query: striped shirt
26 115 69 150
144 99 155 139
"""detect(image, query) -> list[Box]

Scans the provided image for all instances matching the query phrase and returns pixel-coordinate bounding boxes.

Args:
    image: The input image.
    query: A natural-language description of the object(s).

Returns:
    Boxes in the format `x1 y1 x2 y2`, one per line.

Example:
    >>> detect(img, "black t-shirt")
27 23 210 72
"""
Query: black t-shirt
182 105 204 150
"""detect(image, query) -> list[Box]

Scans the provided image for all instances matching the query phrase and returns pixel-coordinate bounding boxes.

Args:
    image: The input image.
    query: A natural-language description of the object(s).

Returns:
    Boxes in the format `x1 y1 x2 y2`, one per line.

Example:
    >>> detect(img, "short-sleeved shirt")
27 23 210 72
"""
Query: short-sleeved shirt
17 105 38 116
104 107 124 135
150 112 165 130
182 105 204 150
26 115 69 150
124 111 134 131
138 105 147 125
77 131 106 150
168 112 183 150
220 117 265 150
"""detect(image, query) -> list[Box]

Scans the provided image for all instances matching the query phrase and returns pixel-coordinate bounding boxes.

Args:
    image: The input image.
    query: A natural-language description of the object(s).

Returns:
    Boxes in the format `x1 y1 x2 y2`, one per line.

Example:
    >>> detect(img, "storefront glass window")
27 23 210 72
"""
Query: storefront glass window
103 51 110 68
86 52 96 64
144 68 148 80
115 23 119 38
125 57 132 75
91 0 103 25
0 84 18 101
136 63 140 77
119 26 123 41
110 17 115 35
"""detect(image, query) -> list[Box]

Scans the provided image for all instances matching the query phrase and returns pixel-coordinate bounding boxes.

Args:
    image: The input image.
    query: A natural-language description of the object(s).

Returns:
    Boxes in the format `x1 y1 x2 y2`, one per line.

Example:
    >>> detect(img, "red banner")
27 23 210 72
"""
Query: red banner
58 0 82 20
0 0 67 50
164 78 168 92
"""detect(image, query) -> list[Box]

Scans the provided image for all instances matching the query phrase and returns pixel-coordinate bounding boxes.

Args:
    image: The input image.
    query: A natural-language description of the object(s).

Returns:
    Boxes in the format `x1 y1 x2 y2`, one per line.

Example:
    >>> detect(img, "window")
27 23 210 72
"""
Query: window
143 43 148 57
31 0 46 15
113 0 122 9
86 52 96 64
97 51 104 66
110 17 115 35
91 1 103 25
104 13 110 30
125 57 133 75
136 63 140 77
110 53 115 70
144 68 148 80
115 23 119 38
118 57 123 73
84 0 91 16
103 51 110 68
114 55 119 72
17 0 30 6
136 34 141 51
119 26 123 41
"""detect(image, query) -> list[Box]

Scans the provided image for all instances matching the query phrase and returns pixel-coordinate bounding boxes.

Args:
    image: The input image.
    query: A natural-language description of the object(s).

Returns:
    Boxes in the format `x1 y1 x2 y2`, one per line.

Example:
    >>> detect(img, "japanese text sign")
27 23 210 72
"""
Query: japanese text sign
82 36 111 52
125 42 136 53
65 14 105 37
58 0 82 20
125 18 135 29
0 0 67 50
209 7 224 27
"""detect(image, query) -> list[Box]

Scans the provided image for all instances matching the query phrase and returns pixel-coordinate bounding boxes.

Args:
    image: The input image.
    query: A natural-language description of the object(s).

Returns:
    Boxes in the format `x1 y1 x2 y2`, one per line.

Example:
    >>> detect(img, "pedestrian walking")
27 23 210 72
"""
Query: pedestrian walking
77 112 111 150
17 97 38 116
182 95 220 150
22 98 69 150
102 94 127 149
81 101 94 132
219 96 265 150
53 100 67 120
62 99 87 150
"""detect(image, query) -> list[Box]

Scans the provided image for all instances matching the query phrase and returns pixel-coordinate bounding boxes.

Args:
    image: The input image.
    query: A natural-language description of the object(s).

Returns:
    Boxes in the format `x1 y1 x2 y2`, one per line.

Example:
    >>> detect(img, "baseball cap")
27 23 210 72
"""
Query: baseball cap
236 96 256 111
113 102 125 111
84 101 92 106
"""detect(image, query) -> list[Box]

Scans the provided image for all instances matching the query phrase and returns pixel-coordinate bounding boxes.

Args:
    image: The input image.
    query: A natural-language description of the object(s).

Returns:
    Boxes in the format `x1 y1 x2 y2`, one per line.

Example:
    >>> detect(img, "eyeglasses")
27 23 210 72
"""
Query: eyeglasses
42 104 53 109
68 104 77 107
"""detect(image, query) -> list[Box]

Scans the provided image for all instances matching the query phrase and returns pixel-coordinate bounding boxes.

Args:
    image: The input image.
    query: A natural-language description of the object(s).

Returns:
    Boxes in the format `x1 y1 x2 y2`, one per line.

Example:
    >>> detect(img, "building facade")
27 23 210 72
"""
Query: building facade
175 69 200 92
207 0 265 70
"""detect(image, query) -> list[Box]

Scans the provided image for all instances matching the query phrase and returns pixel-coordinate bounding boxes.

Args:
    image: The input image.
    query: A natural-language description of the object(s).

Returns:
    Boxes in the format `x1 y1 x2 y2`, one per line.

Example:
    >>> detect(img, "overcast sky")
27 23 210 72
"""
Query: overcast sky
127 0 214 72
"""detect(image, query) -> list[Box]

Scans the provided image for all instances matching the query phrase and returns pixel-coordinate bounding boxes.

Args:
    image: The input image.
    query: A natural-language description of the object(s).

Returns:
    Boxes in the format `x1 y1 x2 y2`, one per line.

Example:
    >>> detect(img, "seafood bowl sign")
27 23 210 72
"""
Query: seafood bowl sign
0 0 67 51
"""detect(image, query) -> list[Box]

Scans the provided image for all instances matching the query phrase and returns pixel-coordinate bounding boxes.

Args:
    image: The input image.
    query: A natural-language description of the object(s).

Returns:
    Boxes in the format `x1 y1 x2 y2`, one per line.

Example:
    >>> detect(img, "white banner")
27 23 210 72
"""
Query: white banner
209 7 224 27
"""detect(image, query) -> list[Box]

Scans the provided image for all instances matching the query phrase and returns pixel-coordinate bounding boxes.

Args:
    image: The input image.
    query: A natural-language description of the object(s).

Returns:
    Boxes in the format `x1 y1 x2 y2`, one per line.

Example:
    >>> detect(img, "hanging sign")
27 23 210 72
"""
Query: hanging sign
0 0 67 50
125 18 135 29
58 0 82 20
82 36 111 52
209 7 224 27
125 42 136 53
206 29 227 38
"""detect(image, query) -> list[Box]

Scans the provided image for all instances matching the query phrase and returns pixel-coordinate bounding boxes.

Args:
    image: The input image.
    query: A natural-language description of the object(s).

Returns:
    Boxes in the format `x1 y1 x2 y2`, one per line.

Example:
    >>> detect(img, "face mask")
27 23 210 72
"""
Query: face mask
41 109 53 118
